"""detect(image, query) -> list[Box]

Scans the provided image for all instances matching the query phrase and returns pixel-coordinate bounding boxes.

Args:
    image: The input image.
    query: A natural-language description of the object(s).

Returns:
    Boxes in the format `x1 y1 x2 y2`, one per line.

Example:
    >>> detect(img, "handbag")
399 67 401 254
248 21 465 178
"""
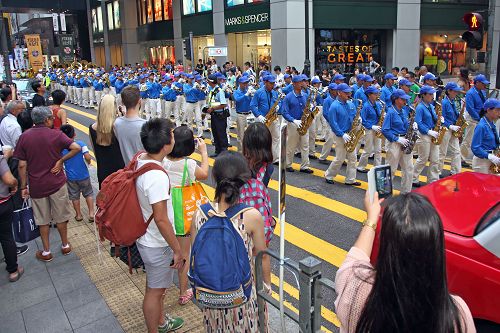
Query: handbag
12 199 40 243
171 159 209 236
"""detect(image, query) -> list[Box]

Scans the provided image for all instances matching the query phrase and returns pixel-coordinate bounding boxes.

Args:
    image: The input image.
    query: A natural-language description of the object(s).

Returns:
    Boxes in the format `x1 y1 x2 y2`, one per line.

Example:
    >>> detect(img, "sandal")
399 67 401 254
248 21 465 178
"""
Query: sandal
178 289 193 305
75 216 83 222
88 216 94 223
9 266 24 282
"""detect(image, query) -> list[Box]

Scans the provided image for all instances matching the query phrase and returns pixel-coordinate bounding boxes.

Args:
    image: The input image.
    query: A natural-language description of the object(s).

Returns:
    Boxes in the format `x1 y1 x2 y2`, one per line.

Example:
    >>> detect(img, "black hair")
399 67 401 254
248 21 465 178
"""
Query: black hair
392 67 400 72
479 108 487 118
168 125 195 158
390 94 398 104
60 124 75 139
401 67 408 72
0 87 12 102
17 110 33 132
408 71 416 78
355 193 464 333
140 118 174 154
274 66 281 72
242 122 273 176
212 151 251 205
31 80 42 92
51 89 66 105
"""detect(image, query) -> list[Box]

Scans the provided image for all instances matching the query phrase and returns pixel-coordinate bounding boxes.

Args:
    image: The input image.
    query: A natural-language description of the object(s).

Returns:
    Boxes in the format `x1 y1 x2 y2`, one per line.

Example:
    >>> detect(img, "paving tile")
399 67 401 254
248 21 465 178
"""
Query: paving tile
66 298 113 329
0 261 49 291
0 283 58 316
74 314 124 333
22 297 72 333
59 283 102 312
48 261 93 295
0 310 27 333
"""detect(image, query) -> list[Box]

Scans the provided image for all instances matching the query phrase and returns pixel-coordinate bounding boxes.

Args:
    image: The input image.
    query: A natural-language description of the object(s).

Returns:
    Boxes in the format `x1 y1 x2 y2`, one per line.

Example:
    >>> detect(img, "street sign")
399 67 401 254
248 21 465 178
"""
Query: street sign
207 47 228 57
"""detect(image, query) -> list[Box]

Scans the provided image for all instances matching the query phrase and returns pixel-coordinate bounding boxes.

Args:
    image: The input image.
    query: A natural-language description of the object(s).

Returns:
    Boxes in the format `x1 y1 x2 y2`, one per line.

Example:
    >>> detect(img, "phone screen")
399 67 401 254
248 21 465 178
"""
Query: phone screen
375 166 393 199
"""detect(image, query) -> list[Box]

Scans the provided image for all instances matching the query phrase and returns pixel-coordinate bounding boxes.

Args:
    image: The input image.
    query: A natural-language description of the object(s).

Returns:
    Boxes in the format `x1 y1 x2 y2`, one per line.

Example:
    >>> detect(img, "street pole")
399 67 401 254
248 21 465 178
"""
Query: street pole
303 0 310 76
0 1 13 83
485 0 496 81
100 0 111 69
189 31 194 70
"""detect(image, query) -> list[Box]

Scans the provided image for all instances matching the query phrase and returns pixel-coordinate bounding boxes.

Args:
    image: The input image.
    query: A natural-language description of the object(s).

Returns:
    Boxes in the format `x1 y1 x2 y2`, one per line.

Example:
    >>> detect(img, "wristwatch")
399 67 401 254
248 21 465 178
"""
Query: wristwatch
363 219 378 231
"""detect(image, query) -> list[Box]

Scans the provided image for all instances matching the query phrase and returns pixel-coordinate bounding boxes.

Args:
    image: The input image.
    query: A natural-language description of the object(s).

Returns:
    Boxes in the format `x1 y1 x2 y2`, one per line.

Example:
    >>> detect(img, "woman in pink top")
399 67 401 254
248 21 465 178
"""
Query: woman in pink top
335 192 476 333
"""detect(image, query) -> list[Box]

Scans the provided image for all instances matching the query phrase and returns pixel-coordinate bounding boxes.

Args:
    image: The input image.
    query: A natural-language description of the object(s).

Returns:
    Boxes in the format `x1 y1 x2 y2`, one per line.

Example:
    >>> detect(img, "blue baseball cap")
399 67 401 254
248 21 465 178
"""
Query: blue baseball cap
336 83 353 93
333 74 345 81
174 73 180 78
186 73 194 79
284 74 291 80
474 74 490 85
238 76 250 83
364 86 379 95
242 72 249 77
207 74 218 83
363 74 374 82
263 75 276 83
483 98 500 110
195 75 202 81
423 73 437 81
116 73 122 77
165 75 173 81
260 70 269 77
328 83 337 90
392 89 411 100
399 79 412 87
356 74 365 81
419 85 436 95
292 75 303 83
301 74 309 81
311 77 321 84
161 78 167 83
444 82 461 91
384 73 397 80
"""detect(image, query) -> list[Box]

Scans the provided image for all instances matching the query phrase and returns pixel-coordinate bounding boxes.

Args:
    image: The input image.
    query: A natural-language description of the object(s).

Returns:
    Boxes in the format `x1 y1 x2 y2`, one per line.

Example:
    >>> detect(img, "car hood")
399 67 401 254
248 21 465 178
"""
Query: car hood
415 173 500 237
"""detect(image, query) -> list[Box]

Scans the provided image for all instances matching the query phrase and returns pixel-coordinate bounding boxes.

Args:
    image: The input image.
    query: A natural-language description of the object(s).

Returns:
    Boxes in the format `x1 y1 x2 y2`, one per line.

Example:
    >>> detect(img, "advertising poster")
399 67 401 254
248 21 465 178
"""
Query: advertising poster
25 34 44 72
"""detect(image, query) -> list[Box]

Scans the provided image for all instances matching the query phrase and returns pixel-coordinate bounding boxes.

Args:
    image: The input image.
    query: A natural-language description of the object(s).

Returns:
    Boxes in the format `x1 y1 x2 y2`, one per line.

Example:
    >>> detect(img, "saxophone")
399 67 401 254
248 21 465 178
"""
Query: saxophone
345 99 365 153
402 105 419 154
490 148 500 174
375 99 386 139
452 98 468 141
432 97 447 145
264 91 285 127
298 87 320 136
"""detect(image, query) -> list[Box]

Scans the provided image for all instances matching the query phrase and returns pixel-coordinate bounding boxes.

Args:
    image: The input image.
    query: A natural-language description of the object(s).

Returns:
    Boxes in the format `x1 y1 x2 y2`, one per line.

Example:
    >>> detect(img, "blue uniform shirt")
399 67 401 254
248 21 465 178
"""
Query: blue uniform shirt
250 88 279 118
281 90 307 122
353 86 368 108
322 94 335 120
93 79 104 91
472 117 499 159
80 77 90 88
465 86 487 121
207 85 227 113
327 99 356 137
415 102 437 135
173 82 184 96
147 81 162 99
139 82 148 99
361 100 382 130
161 85 177 101
380 84 394 107
351 83 360 95
183 83 198 103
382 106 410 142
282 83 293 95
74 77 82 88
114 79 125 94
233 88 251 113
196 86 206 101
442 96 459 128
109 74 117 87
62 140 90 181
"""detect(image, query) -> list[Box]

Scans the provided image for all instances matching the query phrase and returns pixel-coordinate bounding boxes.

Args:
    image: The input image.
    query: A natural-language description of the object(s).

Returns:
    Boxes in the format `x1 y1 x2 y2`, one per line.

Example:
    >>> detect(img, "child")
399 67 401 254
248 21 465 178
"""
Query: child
163 126 209 305
60 124 95 222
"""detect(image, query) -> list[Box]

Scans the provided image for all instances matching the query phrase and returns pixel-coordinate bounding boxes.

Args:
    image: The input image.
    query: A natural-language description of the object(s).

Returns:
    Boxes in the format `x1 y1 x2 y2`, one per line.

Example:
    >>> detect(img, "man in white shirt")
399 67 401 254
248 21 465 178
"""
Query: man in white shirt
135 117 185 333
0 100 25 148
274 66 285 87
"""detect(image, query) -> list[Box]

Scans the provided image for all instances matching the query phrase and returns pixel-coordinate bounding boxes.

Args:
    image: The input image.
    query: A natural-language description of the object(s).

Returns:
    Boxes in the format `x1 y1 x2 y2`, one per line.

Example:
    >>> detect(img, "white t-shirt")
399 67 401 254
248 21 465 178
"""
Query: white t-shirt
135 156 175 248
162 158 197 187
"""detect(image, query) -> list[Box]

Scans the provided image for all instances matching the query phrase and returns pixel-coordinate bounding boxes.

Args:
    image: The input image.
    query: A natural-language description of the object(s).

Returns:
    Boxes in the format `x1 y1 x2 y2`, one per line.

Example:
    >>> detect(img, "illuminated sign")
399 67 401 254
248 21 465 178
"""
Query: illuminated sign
324 42 373 64
463 12 483 31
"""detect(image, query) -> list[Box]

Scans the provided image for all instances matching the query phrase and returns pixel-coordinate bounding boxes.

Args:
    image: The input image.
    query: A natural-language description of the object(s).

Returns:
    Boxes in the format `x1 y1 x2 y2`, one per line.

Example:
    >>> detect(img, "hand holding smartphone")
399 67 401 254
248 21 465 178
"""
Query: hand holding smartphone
367 165 393 203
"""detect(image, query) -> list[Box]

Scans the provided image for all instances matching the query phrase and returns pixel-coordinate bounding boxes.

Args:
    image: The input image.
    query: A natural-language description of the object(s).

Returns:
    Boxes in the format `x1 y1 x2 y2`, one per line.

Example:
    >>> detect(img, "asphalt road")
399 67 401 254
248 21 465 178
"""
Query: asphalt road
61 102 478 333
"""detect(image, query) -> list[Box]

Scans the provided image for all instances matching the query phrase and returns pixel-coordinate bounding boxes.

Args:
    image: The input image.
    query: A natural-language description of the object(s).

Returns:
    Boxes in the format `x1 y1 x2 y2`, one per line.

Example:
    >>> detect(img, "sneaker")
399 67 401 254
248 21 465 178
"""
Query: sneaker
36 250 53 262
318 159 330 165
61 244 72 256
17 245 29 256
344 181 361 186
159 315 184 333
299 168 314 174
308 154 318 160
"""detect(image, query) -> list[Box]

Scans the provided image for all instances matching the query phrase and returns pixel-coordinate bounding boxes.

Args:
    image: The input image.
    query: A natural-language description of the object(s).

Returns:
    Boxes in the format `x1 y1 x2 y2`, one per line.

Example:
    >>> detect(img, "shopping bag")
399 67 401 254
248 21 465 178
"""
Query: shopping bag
12 199 40 243
171 159 209 236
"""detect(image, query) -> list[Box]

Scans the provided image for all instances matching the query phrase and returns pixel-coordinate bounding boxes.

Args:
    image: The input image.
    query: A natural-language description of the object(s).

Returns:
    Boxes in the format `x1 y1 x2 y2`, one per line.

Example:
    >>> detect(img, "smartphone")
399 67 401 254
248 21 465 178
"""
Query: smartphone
368 165 393 202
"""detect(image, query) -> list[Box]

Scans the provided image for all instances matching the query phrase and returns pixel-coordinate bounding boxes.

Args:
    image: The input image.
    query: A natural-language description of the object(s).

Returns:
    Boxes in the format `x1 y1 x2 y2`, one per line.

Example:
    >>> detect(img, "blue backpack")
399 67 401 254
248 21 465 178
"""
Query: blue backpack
189 203 253 309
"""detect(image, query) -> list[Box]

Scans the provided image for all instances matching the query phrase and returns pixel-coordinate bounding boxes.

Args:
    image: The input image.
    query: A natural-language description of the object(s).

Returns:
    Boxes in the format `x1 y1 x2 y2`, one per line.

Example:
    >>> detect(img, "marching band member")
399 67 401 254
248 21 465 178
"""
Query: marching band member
461 74 489 167
205 74 229 157
66 73 74 104
308 77 323 159
282 75 313 173
109 69 117 97
75 73 83 107
380 73 396 107
357 86 383 172
146 73 162 119
173 73 185 124
382 89 414 193
471 98 500 174
195 74 208 132
319 83 338 164
422 72 443 103
138 74 148 117
438 82 463 176
232 76 253 151
161 75 178 125
250 75 281 163
183 73 203 137
114 73 125 107
93 73 104 107
324 83 360 185
398 78 413 97
353 74 374 107
412 85 440 186
351 74 365 95
332 73 345 85
281 74 293 95
88 72 96 108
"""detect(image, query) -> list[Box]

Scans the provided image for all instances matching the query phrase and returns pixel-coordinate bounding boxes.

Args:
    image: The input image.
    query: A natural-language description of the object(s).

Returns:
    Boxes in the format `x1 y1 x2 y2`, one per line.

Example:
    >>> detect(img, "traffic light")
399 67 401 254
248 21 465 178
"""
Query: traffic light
183 38 191 61
462 12 483 50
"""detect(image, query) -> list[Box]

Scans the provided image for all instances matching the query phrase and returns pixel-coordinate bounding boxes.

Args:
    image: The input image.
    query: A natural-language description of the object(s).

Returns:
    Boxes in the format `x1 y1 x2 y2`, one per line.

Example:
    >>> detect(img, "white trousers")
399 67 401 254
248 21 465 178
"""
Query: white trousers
439 130 461 175
286 122 309 169
325 135 357 183
460 114 478 165
94 91 103 107
236 113 249 151
472 156 494 174
319 127 335 160
184 102 203 136
413 134 440 184
163 101 176 121
147 98 161 120
308 109 318 155
358 130 382 169
75 88 83 106
89 87 95 106
110 87 116 97
386 141 414 194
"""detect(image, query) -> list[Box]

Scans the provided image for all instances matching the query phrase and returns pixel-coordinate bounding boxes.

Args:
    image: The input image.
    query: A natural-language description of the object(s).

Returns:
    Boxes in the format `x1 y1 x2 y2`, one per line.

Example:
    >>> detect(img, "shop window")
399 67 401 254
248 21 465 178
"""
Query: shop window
97 7 103 32
113 1 121 28
164 0 173 20
154 0 162 21
107 3 114 30
91 9 98 33
198 0 212 12
147 0 153 23
183 0 212 15
183 0 195 15
420 33 470 76
226 0 265 7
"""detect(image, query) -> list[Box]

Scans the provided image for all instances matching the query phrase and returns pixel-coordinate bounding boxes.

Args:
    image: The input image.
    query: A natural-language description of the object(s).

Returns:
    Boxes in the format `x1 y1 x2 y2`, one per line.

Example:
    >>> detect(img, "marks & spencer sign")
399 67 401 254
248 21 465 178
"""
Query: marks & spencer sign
224 3 270 33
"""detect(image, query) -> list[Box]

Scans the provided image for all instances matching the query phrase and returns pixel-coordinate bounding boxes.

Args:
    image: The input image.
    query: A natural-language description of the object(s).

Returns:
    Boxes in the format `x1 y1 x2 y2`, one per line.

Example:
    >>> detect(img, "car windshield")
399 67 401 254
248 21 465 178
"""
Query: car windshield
13 80 34 93
475 202 500 235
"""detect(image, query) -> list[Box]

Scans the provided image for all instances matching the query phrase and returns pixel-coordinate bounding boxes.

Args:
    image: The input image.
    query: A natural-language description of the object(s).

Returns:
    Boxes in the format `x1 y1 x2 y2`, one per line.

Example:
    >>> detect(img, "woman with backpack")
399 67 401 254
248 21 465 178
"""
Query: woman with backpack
190 151 269 332
163 125 209 305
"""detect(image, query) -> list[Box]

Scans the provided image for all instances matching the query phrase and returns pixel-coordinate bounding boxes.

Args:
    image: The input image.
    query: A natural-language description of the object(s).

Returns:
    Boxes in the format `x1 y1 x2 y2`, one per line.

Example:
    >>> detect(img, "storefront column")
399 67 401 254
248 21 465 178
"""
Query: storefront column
489 0 500 86
393 0 420 71
213 0 228 65
172 0 183 63
120 0 140 65
270 0 314 72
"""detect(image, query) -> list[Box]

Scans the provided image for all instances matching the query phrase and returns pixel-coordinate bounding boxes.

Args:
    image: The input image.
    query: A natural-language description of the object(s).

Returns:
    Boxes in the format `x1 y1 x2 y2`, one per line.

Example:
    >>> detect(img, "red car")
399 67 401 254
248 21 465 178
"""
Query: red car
371 172 500 325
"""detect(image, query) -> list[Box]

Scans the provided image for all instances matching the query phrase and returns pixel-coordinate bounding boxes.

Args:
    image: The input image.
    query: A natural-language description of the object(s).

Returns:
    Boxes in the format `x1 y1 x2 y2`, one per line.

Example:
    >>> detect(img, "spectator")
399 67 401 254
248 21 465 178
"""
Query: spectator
163 126 209 305
49 90 67 130
60 124 94 223
89 95 125 188
0 100 25 148
0 154 24 282
191 151 267 332
114 86 146 164
135 118 184 332
16 109 33 132
335 191 475 332
0 86 13 106
31 80 46 107
457 68 471 93
14 106 81 262
242 122 274 187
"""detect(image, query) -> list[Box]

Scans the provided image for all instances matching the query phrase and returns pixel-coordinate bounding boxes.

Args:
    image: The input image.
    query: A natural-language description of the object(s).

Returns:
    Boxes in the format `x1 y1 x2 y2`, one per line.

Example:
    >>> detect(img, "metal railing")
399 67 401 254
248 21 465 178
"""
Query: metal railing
255 249 336 333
